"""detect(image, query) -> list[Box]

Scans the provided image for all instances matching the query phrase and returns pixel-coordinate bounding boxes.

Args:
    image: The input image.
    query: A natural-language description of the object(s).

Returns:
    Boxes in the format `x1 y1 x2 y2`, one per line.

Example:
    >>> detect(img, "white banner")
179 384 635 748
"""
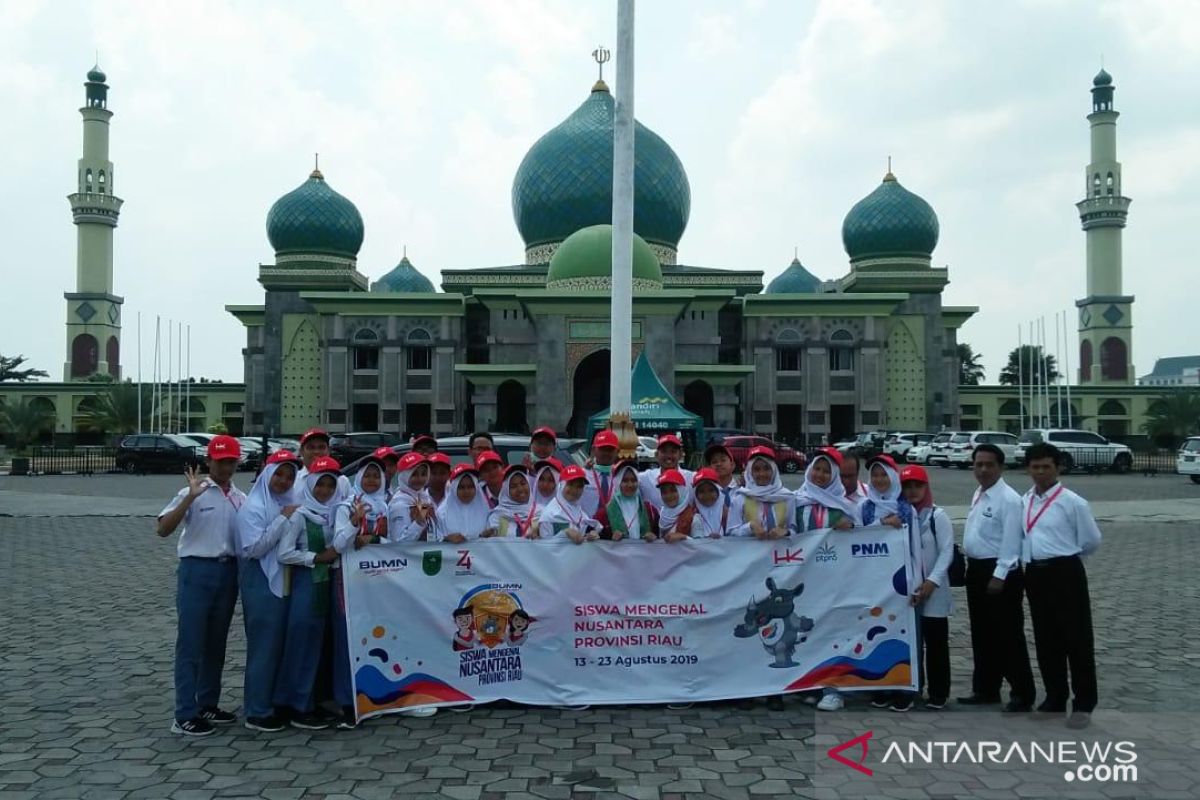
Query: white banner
344 526 918 720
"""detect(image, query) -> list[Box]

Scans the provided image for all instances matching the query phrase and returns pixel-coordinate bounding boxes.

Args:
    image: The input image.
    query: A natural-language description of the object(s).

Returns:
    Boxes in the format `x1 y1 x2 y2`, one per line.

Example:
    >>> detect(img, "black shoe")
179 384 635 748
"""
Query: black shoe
924 697 947 710
956 694 1001 706
1002 700 1034 713
870 695 893 709
171 717 215 737
766 695 785 711
244 715 286 733
889 697 914 713
199 706 237 725
336 709 358 730
289 711 330 730
666 702 694 710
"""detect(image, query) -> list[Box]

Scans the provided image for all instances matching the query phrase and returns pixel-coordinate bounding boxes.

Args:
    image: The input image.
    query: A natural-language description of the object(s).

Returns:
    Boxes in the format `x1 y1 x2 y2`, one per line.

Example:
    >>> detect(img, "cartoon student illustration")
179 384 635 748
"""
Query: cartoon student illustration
508 609 535 646
452 607 477 651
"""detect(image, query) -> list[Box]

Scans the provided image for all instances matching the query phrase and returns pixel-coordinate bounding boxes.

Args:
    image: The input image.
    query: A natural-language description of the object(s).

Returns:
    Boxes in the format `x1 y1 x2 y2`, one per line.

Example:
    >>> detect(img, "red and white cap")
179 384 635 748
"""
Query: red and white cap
372 446 400 462
426 452 452 468
593 430 619 450
692 467 720 486
899 464 930 484
410 434 437 449
656 468 686 487
207 435 241 461
396 452 427 472
533 457 563 473
531 426 557 443
308 455 341 474
266 450 300 466
475 450 504 468
657 433 683 448
747 445 776 462
299 428 330 446
449 463 479 481
560 464 586 483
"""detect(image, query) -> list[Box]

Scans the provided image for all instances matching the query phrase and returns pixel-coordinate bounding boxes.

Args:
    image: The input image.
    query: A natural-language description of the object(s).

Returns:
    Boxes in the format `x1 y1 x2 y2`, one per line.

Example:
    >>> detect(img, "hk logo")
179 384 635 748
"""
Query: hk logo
851 542 889 558
814 542 837 563
772 548 804 565
827 730 873 776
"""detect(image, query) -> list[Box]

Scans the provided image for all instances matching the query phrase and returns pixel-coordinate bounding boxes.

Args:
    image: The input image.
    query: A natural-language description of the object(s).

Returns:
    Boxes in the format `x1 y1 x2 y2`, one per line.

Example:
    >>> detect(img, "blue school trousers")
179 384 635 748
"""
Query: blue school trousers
273 568 329 714
174 557 239 722
332 569 354 710
239 560 287 719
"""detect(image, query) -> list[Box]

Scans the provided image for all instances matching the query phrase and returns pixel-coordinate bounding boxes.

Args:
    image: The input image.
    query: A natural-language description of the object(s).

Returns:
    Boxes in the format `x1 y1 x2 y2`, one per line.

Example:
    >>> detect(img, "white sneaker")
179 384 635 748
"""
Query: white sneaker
816 693 844 712
400 706 438 718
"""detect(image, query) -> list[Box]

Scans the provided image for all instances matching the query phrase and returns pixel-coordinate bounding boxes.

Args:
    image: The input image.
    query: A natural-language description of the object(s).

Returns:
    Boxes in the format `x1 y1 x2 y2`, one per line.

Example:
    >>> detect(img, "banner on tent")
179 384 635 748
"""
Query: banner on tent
344 527 918 719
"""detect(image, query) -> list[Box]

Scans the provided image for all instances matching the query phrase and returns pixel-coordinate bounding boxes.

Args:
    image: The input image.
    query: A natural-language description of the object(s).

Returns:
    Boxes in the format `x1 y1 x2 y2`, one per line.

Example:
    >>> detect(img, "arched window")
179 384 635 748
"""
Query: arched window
1079 339 1093 382
70 333 99 377
1099 337 1128 381
775 328 802 372
407 328 432 370
1105 171 1115 195
106 336 120 378
98 170 107 194
998 399 1024 417
829 329 854 372
352 327 379 371
1098 399 1127 416
85 168 93 193
1092 173 1101 197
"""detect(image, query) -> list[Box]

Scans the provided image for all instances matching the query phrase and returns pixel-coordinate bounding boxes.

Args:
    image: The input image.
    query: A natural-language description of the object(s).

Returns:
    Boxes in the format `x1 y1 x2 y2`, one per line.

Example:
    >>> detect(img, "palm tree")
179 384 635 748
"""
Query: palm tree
998 345 1060 386
957 343 986 386
1142 392 1200 449
0 399 56 449
78 381 150 436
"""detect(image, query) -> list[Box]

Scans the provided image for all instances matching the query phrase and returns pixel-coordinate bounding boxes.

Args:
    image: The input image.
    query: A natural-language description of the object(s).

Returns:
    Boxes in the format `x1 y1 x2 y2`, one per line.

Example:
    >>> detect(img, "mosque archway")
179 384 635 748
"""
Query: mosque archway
683 380 714 427
495 380 528 434
70 334 99 377
569 349 610 437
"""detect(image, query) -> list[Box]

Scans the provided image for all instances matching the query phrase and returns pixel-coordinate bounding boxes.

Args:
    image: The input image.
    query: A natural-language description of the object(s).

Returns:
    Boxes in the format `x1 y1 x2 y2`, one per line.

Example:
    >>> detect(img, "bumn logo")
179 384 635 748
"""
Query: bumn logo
814 541 837 563
851 542 889 558
827 730 874 776
358 557 408 574
422 550 443 576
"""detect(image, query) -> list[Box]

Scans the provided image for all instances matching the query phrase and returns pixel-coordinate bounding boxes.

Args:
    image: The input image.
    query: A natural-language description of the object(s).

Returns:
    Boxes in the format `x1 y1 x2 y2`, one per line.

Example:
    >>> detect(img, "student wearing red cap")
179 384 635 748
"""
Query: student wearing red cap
274 456 343 730
371 446 400 485
535 464 602 543
157 435 247 736
425 451 452 506
581 429 620 517
596 460 658 541
703 442 742 501
794 448 858 533
297 428 352 502
728 446 794 540
529 426 558 461
386 453 435 541
487 465 537 538
639 433 695 510
410 434 438 456
688 468 731 539
436 465 493 542
530 458 561 525
656 469 694 542
475 450 506 508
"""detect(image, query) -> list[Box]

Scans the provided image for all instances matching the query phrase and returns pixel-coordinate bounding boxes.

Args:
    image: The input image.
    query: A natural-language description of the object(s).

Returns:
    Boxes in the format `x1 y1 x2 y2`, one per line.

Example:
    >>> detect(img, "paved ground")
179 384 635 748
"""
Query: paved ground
1 475 1198 799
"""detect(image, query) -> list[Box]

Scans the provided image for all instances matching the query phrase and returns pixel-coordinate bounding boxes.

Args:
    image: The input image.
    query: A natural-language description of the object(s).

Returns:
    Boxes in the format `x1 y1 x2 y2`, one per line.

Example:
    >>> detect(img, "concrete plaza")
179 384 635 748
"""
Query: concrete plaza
1 473 1198 799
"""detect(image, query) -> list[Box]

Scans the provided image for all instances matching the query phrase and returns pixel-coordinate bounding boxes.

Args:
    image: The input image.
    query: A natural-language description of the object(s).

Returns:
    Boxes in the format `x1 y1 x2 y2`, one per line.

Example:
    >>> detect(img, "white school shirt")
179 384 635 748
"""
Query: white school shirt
638 466 695 510
1020 483 1102 563
159 481 246 559
912 506 956 618
963 478 1023 580
580 465 617 518
277 513 332 568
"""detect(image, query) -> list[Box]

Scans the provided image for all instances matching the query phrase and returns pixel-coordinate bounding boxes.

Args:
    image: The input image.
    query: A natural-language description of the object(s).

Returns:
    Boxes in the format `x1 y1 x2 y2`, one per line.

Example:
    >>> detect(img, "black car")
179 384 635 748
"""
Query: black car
329 432 403 465
115 434 205 473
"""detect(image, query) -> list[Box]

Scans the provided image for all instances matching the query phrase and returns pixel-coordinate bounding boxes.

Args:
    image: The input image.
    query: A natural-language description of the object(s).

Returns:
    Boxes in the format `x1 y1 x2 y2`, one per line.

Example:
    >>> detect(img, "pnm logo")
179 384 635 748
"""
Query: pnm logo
851 542 889 558
772 548 804 565
814 542 838 563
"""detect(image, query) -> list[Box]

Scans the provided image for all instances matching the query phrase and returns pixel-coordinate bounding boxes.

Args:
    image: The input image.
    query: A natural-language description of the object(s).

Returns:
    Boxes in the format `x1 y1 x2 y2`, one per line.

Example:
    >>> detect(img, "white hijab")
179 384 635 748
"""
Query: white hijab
297 471 338 533
344 461 388 523
388 461 431 512
866 460 903 517
436 472 492 541
531 464 559 513
238 461 299 596
609 464 645 539
656 477 689 532
540 477 596 533
794 453 857 516
736 456 793 503
691 476 726 537
487 469 535 535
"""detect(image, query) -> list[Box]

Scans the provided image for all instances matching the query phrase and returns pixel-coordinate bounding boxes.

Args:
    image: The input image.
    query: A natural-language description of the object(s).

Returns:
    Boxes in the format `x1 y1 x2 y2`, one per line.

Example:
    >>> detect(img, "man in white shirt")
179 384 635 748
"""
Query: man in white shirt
838 448 868 522
639 434 695 510
297 428 352 501
958 443 1036 712
1020 442 1102 730
580 430 620 517
157 435 246 736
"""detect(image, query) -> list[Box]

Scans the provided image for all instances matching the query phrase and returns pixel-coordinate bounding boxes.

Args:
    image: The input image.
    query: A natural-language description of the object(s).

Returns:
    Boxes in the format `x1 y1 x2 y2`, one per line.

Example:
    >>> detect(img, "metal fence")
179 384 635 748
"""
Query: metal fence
10 447 118 476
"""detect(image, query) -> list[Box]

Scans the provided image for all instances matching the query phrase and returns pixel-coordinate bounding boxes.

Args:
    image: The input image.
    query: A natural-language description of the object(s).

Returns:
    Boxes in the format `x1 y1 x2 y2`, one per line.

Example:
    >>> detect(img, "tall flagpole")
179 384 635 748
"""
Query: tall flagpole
154 316 161 433
608 0 637 458
1017 324 1025 431
1054 312 1064 426
1039 317 1049 427
1063 309 1074 428
137 311 143 435
186 325 191 432
177 321 183 432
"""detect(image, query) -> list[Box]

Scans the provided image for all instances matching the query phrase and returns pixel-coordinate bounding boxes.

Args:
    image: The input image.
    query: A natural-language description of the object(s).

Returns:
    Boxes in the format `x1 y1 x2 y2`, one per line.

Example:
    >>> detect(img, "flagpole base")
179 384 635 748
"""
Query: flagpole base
608 412 639 461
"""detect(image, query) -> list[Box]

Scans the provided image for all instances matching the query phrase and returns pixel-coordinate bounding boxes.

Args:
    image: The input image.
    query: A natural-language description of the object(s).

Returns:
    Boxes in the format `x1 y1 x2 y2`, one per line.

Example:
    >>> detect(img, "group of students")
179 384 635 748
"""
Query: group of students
158 425 1102 735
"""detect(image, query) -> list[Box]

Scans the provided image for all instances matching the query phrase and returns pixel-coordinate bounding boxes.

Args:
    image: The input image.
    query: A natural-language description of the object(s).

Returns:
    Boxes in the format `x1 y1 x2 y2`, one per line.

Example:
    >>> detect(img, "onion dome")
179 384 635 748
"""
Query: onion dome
372 255 435 293
266 168 364 260
841 171 939 262
1093 68 1113 87
546 224 662 290
512 80 690 264
766 257 821 293
87 65 107 83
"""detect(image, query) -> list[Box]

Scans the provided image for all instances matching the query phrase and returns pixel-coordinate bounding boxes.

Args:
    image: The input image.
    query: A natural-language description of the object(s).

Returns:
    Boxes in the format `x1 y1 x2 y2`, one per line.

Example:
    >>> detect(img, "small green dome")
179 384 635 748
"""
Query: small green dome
266 169 364 259
1093 68 1113 87
87 65 106 83
842 172 939 261
546 225 662 290
767 258 821 293
372 256 435 293
512 81 690 256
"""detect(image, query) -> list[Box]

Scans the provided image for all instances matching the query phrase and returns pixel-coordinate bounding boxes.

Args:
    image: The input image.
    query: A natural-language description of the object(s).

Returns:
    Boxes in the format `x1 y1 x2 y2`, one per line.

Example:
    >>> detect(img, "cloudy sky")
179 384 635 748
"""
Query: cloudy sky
3 0 1196 385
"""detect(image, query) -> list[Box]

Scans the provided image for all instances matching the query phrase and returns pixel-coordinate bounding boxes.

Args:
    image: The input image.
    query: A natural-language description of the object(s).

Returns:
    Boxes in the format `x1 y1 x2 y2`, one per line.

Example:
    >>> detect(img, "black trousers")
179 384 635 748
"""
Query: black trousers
916 616 950 702
965 557 1036 703
1024 555 1098 712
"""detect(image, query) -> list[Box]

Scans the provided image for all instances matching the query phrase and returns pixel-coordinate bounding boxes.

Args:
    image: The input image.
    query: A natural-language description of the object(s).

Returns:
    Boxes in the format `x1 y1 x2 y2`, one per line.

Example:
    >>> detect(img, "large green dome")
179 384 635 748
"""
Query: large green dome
372 255 435 293
841 172 939 262
512 81 690 263
266 169 364 259
546 225 662 290
766 257 821 293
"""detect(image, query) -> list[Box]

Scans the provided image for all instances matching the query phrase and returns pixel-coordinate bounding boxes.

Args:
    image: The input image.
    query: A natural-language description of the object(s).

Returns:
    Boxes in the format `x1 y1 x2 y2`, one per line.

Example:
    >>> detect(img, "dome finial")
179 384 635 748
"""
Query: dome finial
310 152 323 180
591 45 611 92
884 155 896 182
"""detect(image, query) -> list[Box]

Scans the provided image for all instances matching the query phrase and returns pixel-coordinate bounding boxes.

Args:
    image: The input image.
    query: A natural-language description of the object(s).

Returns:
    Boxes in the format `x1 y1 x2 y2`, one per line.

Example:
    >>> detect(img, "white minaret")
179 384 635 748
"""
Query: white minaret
64 64 124 380
1075 68 1133 385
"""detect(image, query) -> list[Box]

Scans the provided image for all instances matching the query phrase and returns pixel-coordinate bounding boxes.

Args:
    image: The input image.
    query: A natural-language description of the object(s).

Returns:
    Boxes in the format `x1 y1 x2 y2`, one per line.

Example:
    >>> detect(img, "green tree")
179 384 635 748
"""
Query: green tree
0 355 49 382
1141 391 1200 449
998 345 1060 386
78 381 151 435
957 343 986 386
0 399 56 449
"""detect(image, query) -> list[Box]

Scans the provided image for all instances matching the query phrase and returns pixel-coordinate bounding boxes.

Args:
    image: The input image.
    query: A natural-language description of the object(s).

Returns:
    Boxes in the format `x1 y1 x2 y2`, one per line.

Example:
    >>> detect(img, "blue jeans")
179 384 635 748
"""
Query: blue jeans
273 568 329 714
174 557 238 722
239 559 287 719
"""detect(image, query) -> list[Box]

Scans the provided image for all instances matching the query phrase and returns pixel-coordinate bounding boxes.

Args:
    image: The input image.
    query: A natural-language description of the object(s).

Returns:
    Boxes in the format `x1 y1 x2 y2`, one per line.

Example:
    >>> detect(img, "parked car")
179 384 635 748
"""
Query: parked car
268 438 300 454
237 437 266 471
636 436 658 466
946 431 1020 468
339 434 539 476
719 435 807 473
926 432 957 466
1014 429 1133 473
1177 437 1200 484
906 441 933 464
329 432 403 465
180 431 250 469
116 434 205 473
704 428 747 442
884 432 933 458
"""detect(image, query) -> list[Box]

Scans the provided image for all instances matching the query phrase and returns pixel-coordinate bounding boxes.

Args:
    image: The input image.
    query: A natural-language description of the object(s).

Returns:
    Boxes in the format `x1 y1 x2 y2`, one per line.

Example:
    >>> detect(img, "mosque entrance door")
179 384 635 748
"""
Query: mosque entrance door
569 349 610 437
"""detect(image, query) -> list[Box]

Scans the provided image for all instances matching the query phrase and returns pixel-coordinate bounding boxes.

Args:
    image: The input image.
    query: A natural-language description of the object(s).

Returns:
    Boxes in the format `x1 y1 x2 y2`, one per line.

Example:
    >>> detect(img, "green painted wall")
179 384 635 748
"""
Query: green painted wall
280 314 321 433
